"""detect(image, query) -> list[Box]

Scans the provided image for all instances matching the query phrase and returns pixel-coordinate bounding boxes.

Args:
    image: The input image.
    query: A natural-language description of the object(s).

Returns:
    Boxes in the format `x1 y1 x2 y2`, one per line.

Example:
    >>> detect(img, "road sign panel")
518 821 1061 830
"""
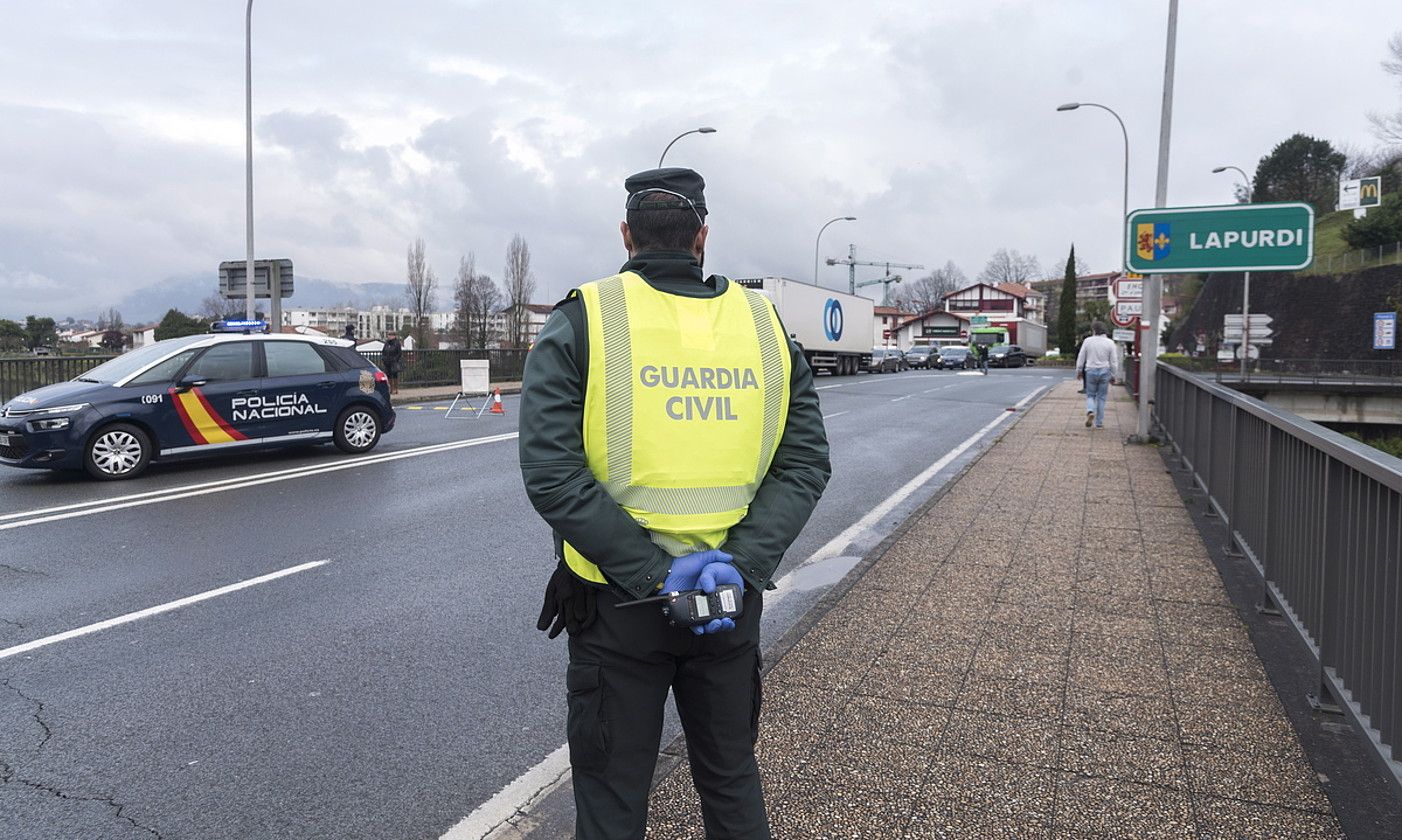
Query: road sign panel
1340 176 1382 212
1113 277 1143 301
219 259 295 299
970 315 989 326
1112 328 1136 342
1224 327 1274 340
1124 203 1314 273
1223 313 1273 327
1376 312 1397 350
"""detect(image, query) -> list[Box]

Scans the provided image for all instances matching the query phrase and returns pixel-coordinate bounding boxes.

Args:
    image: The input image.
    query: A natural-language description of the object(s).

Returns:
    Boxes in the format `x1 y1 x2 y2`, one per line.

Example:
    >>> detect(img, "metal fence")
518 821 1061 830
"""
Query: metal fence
0 355 115 402
1312 241 1402 274
0 348 530 403
360 348 529 388
1154 363 1402 791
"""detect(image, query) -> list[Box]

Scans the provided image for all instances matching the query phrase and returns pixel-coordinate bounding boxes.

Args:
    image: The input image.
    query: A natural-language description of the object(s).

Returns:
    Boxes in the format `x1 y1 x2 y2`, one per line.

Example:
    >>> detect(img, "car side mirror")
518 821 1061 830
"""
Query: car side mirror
175 376 209 392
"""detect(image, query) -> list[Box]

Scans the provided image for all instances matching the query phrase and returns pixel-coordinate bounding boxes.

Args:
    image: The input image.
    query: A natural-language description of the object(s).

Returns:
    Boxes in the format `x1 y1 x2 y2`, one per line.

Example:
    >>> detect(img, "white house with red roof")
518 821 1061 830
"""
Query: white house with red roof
889 281 1048 354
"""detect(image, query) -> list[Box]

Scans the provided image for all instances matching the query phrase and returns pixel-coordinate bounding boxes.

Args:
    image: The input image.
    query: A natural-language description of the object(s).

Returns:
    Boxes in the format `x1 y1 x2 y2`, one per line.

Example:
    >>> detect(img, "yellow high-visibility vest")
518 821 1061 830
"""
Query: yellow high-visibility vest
563 271 791 584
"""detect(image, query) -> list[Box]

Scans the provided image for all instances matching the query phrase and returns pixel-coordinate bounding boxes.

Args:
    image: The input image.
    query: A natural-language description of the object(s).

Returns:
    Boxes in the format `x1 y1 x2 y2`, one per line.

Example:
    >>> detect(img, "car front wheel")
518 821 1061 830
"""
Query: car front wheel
85 423 152 480
334 406 382 454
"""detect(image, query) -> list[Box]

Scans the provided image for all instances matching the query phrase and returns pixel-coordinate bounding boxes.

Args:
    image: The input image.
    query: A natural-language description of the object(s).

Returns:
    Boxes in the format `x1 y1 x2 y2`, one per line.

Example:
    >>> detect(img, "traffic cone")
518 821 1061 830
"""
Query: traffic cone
490 388 506 415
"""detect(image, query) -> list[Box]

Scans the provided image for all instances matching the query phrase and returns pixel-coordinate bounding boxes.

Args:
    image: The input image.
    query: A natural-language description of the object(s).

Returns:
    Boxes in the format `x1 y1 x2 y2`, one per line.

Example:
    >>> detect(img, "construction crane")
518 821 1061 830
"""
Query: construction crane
825 245 924 304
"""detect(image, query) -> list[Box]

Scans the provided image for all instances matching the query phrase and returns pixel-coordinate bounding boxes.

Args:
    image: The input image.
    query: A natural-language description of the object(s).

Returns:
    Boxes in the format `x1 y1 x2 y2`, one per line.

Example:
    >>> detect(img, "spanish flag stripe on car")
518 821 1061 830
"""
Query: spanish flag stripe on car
170 388 248 445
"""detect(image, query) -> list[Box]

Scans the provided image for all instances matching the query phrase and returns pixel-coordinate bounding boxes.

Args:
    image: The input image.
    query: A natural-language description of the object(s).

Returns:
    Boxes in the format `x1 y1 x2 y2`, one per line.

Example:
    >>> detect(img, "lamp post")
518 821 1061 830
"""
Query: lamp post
244 0 256 321
1213 165 1255 380
1056 102 1130 241
658 127 716 168
814 216 856 285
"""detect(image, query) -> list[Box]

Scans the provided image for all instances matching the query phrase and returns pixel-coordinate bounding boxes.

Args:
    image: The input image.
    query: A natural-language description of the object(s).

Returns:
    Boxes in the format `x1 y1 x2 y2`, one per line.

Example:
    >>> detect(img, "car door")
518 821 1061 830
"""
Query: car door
257 340 340 444
169 341 262 451
116 348 204 452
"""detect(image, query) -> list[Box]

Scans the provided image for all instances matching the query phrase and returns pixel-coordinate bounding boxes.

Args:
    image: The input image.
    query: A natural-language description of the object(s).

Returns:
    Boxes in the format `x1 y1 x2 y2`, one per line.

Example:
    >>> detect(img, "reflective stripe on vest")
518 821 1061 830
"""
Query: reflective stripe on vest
563 272 791 584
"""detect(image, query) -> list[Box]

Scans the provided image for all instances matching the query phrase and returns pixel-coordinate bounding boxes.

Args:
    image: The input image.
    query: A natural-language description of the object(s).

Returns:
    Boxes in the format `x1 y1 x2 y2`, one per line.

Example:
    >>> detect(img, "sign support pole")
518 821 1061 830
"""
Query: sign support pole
244 0 256 322
1138 0 1178 442
1240 270 1250 380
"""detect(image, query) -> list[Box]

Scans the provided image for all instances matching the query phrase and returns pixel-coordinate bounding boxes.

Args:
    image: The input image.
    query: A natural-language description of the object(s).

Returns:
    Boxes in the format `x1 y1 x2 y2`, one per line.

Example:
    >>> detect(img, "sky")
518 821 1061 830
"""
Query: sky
1 0 1399 321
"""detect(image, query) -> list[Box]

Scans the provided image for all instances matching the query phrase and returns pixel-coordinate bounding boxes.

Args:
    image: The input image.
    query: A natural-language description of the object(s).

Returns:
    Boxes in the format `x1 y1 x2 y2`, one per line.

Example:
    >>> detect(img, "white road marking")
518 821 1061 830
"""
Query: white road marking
890 394 913 403
814 383 845 391
440 383 1049 840
0 560 330 661
0 433 520 532
821 411 849 420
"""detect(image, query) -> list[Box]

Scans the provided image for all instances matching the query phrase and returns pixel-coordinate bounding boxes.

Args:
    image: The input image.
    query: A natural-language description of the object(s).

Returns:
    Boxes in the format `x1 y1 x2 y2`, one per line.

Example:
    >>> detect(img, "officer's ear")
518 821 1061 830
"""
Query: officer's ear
620 222 636 256
692 224 709 257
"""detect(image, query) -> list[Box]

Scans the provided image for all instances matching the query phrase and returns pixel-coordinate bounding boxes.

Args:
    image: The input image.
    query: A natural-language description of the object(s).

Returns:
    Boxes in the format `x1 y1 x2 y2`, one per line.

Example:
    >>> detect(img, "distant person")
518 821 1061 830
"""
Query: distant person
1076 321 1122 429
342 323 356 343
381 331 403 395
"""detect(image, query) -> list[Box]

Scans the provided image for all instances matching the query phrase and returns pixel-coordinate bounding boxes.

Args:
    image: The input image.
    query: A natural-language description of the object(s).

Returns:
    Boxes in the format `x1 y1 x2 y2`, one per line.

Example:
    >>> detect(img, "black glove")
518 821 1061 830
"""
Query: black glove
537 561 598 639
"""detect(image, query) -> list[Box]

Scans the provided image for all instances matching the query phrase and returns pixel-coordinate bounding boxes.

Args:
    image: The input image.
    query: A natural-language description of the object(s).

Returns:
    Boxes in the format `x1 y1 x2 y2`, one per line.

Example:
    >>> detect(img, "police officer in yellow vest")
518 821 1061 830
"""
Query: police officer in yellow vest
521 168 831 839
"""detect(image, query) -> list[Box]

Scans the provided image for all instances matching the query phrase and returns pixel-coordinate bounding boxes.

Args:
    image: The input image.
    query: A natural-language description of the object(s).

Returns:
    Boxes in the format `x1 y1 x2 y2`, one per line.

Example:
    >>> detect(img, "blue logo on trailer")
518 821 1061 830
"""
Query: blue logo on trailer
823 299 843 340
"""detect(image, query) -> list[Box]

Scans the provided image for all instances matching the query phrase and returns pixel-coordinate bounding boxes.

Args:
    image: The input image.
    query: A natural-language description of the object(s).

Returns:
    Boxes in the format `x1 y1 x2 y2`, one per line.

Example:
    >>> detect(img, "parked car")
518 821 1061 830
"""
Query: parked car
866 347 899 374
891 349 911 371
988 344 1028 368
936 346 973 370
903 346 934 369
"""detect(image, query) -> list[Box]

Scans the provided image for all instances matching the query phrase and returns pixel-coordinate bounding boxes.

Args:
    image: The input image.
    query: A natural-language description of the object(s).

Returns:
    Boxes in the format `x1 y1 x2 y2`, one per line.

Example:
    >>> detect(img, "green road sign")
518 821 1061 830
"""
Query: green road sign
1124 203 1314 273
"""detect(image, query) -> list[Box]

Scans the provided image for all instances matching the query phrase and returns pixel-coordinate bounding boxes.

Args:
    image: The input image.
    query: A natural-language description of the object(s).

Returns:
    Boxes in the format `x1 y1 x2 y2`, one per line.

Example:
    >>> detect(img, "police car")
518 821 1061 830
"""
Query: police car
0 330 395 480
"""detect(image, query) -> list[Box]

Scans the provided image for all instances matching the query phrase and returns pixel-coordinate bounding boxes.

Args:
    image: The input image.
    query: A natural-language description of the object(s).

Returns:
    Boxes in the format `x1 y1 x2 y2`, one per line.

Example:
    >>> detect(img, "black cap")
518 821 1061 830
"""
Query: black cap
624 167 706 214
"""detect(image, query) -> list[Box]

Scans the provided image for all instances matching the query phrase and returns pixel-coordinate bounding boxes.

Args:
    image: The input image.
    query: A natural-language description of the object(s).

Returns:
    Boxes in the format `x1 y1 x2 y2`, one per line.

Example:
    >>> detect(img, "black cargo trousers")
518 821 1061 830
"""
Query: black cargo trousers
566 585 769 840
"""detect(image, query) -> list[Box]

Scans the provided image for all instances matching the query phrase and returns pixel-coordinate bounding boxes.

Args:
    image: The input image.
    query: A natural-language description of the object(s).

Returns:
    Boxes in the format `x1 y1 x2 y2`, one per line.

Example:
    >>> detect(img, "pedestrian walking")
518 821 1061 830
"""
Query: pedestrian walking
520 166 831 840
381 330 403 395
1076 321 1122 429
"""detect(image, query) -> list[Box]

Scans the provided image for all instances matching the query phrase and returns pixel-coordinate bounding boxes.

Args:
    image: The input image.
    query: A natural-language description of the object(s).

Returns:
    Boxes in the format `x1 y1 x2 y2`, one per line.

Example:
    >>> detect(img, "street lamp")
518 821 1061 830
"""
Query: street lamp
658 127 716 168
244 0 256 320
814 216 856 285
1213 165 1257 380
1057 102 1130 236
1211 165 1252 201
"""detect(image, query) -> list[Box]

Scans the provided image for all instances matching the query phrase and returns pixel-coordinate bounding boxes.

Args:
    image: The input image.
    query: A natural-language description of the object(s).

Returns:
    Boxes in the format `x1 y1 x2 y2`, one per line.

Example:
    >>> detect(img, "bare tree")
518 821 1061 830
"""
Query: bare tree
199 293 239 322
405 237 438 348
453 252 503 349
502 233 537 348
96 307 124 331
891 261 967 313
1368 32 1402 144
976 248 1042 286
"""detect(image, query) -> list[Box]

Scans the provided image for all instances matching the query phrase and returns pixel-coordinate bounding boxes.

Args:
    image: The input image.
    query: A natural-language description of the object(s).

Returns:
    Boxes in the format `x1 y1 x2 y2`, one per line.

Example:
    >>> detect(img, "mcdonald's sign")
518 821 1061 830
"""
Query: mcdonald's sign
1339 176 1382 211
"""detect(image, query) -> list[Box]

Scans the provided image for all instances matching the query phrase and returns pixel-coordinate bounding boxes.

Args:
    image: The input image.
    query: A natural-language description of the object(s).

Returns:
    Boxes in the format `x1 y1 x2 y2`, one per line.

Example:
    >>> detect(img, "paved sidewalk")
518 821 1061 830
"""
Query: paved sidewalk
644 381 1342 839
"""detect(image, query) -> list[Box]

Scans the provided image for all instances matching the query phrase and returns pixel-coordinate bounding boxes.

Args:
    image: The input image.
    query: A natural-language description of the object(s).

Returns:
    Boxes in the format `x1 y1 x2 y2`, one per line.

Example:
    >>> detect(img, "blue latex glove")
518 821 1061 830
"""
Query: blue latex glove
691 561 744 635
662 549 732 595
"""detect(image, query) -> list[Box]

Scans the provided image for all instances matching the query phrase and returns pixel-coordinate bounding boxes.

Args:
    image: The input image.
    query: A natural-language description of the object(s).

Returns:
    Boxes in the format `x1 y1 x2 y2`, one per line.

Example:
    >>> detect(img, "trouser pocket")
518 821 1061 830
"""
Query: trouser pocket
567 662 609 772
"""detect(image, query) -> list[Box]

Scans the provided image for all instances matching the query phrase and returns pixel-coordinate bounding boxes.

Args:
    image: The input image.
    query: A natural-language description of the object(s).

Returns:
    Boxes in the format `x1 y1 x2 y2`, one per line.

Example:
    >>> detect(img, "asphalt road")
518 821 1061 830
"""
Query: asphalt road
0 366 1067 839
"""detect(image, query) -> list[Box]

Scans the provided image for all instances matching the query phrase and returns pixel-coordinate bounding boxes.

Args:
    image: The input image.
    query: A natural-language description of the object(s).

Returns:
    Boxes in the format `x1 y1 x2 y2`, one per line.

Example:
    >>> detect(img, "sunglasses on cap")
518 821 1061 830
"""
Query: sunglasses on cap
625 188 705 229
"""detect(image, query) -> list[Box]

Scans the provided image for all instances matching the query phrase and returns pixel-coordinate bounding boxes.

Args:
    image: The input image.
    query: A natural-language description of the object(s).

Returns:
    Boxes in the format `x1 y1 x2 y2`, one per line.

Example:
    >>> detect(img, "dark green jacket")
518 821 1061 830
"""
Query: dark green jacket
519 251 831 599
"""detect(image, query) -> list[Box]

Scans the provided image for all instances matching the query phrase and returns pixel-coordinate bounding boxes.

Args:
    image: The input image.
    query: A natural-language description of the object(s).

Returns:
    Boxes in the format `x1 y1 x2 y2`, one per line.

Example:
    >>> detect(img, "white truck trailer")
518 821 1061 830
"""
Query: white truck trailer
735 277 874 376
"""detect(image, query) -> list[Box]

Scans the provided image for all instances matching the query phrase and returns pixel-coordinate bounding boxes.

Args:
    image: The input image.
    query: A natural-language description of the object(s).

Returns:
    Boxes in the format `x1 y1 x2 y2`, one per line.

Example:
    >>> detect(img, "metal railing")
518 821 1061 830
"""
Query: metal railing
1154 363 1402 791
1312 241 1402 274
0 355 115 402
360 348 529 387
1218 358 1402 386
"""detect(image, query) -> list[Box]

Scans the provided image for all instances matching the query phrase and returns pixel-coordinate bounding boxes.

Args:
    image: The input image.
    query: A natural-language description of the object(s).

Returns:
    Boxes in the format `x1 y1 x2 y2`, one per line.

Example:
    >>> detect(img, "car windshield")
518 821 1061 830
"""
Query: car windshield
907 348 929 356
871 349 885 359
75 335 210 383
941 348 967 357
990 345 1010 353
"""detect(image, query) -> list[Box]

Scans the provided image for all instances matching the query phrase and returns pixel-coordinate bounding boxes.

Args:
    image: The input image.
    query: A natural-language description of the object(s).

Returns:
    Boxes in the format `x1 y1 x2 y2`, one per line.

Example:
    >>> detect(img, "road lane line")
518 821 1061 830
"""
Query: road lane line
0 560 330 661
1 433 520 532
0 436 502 523
890 394 913 402
821 411 849 420
440 384 1048 840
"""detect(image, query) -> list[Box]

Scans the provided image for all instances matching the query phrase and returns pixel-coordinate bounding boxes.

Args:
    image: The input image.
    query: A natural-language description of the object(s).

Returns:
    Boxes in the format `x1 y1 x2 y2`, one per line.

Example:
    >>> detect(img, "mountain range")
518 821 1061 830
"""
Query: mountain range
109 274 409 324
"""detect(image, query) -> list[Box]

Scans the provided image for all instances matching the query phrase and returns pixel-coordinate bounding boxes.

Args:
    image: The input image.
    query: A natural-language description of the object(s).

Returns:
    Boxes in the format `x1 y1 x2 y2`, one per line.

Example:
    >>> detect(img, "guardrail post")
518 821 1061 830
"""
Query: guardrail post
1309 458 1343 715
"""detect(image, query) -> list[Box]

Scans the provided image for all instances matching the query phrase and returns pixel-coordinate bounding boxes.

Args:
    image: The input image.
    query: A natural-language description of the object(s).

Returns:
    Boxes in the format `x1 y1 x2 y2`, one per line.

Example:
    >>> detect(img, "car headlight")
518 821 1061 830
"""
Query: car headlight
28 417 71 432
34 403 90 415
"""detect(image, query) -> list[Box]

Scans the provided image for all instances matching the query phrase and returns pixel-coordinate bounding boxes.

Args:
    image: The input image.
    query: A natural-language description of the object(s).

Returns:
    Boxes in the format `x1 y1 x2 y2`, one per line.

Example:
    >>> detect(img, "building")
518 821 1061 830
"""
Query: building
1031 271 1118 329
887 281 1051 354
873 306 916 347
493 303 555 348
283 306 455 344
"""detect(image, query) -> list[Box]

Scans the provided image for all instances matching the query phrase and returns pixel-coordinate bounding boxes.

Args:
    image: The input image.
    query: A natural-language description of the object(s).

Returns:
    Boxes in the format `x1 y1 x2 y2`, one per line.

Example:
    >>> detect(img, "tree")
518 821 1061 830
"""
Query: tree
502 233 537 348
1368 32 1402 145
977 248 1042 286
23 316 57 351
199 293 240 322
453 252 503 349
405 237 438 349
1078 299 1111 340
1251 133 1346 212
99 329 127 351
891 261 966 313
0 319 26 353
1057 246 1078 355
153 309 206 341
1342 193 1402 250
96 307 123 332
